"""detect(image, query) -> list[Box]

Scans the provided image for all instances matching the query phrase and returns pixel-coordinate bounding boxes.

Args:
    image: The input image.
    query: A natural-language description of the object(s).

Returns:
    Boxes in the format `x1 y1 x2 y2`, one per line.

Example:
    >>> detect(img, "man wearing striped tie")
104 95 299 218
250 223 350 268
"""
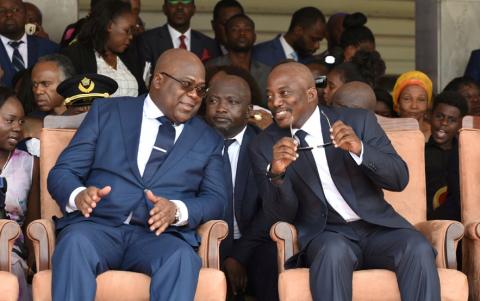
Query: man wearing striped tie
0 0 57 87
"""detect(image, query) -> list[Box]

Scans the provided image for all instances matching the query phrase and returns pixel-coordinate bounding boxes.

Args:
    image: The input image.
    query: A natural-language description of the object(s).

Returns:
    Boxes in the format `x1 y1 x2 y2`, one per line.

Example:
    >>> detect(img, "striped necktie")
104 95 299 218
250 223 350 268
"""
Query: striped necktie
142 116 175 182
8 41 25 72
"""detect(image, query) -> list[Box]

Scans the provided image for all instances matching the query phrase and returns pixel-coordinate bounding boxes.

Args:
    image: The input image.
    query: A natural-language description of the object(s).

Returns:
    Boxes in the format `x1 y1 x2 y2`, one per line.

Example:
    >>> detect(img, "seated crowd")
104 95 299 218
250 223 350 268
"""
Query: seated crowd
0 0 477 300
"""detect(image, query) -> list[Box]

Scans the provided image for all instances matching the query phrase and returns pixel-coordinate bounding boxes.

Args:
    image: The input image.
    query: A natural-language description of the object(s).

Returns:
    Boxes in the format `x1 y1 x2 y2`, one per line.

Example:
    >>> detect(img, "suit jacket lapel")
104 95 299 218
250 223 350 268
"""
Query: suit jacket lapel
190 31 202 57
292 147 327 204
0 41 13 74
27 36 37 68
160 24 174 49
322 107 357 205
118 98 144 183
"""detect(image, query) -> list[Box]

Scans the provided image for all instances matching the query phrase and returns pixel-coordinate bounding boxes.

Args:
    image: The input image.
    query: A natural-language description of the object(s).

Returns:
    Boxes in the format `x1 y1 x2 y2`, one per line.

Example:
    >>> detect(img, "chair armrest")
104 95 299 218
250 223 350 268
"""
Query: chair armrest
464 222 480 240
196 220 228 269
0 219 20 272
415 220 464 269
270 222 299 274
26 219 55 272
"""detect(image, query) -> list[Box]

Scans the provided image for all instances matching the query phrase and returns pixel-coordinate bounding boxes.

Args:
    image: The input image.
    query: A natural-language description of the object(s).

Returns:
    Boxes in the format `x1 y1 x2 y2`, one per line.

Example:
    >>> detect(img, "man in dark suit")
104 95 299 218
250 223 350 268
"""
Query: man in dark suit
249 61 440 301
206 14 271 109
140 0 220 66
48 49 227 301
0 0 58 87
204 66 278 301
210 0 244 55
252 7 326 67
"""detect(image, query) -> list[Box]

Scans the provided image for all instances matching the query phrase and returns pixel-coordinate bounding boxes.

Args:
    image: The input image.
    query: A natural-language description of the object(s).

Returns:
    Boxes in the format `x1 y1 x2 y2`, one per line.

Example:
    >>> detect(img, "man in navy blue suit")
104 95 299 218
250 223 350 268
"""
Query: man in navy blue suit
204 66 278 301
252 7 326 67
48 48 227 301
140 0 220 66
249 62 440 301
0 0 58 87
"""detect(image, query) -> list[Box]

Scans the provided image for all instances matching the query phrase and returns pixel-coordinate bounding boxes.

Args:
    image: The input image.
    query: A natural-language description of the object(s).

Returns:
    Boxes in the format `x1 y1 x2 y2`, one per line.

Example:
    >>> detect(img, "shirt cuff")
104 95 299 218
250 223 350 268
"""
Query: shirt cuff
170 200 188 226
66 187 86 213
349 142 364 165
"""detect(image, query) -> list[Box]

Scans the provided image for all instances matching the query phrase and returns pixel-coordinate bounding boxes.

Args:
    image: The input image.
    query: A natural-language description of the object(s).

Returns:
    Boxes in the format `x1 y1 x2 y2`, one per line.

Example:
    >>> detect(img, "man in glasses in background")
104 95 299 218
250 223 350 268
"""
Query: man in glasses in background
49 48 227 301
140 0 220 65
249 61 440 301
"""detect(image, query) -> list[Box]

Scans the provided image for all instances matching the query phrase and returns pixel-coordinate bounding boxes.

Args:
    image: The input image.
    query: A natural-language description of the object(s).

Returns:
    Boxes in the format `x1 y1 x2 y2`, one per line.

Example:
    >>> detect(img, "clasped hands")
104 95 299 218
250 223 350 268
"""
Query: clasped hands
74 187 177 235
271 120 362 175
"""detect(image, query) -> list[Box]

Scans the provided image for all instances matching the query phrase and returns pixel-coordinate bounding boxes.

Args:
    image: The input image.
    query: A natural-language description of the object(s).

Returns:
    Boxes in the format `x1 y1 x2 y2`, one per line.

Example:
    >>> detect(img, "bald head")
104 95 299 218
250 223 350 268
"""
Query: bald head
331 81 376 111
154 48 204 76
149 48 206 124
270 62 316 89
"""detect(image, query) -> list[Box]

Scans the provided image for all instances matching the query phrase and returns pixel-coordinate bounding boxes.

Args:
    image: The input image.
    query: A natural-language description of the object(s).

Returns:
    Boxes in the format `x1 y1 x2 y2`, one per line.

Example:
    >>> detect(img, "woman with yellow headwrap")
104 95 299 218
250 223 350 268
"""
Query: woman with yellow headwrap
392 70 433 141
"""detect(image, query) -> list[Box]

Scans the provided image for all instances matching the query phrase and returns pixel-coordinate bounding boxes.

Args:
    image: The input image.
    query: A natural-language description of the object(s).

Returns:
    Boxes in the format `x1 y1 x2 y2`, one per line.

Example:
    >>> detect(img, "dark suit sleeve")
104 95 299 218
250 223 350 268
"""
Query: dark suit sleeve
47 100 101 212
358 111 409 191
249 134 299 224
181 136 228 229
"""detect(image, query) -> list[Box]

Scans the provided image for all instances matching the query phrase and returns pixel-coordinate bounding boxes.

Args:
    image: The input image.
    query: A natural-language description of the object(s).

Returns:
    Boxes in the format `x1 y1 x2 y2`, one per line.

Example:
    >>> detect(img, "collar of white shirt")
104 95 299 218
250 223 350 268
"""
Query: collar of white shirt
167 24 192 50
0 33 28 61
0 32 27 47
229 125 247 148
144 93 164 119
279 34 298 61
291 107 323 142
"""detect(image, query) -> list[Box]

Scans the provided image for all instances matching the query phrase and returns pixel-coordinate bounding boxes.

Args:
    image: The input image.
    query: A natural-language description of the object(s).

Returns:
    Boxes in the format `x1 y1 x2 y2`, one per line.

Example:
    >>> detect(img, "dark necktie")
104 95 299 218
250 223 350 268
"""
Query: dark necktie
295 129 309 148
131 116 175 226
8 41 25 72
179 35 187 49
142 116 175 183
295 130 346 224
223 139 235 237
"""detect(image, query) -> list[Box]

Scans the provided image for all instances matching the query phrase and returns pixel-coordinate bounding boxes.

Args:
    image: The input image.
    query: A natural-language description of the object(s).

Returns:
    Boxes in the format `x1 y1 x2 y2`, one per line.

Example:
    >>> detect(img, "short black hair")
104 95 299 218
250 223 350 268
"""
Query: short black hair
433 91 469 117
224 13 255 30
374 87 394 113
78 0 131 55
333 50 385 87
37 54 76 81
340 12 375 48
287 7 326 33
0 87 18 110
443 76 479 92
213 0 244 21
206 65 262 106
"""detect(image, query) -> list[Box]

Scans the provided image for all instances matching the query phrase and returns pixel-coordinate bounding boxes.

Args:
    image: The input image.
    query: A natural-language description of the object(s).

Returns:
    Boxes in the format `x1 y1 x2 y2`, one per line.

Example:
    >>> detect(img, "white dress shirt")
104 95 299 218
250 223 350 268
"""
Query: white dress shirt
167 24 191 51
224 126 247 239
279 34 298 61
0 33 28 67
67 95 188 225
291 107 362 222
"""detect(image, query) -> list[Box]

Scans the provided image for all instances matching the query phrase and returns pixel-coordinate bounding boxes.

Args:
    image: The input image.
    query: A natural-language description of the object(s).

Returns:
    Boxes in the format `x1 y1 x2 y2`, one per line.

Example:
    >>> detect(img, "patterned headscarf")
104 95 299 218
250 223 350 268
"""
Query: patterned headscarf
392 71 433 112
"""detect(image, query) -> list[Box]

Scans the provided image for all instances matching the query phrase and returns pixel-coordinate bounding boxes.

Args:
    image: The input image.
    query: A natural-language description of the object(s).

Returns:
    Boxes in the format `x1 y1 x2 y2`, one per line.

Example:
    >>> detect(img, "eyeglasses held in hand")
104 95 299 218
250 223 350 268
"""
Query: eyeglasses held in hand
291 110 333 151
161 72 208 98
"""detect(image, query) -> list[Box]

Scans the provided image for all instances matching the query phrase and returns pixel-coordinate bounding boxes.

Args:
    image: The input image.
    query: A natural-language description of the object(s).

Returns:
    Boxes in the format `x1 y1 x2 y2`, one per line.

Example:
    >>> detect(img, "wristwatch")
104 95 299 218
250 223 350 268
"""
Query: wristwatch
266 163 285 181
173 205 181 224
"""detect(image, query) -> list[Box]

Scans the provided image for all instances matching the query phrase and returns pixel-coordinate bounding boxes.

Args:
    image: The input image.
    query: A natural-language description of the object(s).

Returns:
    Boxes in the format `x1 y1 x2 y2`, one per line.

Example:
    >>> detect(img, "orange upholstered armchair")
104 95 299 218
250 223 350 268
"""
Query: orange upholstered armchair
459 115 480 301
0 219 21 301
27 128 228 301
270 116 468 301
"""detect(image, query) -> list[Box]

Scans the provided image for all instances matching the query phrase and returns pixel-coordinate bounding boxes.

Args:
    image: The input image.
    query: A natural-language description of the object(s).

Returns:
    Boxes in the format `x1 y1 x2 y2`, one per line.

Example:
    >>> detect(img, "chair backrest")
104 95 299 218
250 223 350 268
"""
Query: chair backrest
39 128 76 220
459 115 480 225
377 116 427 225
